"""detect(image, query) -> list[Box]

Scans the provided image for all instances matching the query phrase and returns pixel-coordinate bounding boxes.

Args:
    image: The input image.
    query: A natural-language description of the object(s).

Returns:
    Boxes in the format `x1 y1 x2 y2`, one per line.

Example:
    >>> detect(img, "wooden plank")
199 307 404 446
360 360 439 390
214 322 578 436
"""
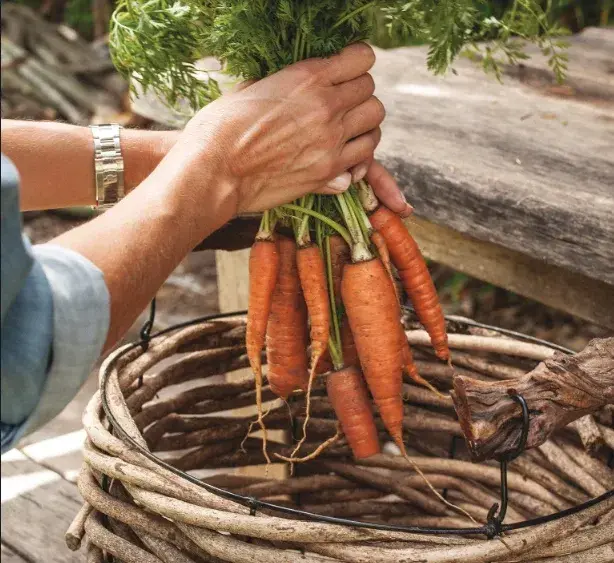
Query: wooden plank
12 369 100 483
201 212 613 327
169 30 613 288
494 27 614 104
1 455 83 563
408 216 614 330
216 249 251 314
15 430 86 483
198 34 614 286
205 209 614 327
1 543 28 563
372 29 614 285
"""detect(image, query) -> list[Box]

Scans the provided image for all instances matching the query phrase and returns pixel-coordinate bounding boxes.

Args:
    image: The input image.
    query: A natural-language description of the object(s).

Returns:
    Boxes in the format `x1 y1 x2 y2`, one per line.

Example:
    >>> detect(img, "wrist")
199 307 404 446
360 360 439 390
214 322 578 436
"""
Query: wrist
121 129 180 193
136 136 240 247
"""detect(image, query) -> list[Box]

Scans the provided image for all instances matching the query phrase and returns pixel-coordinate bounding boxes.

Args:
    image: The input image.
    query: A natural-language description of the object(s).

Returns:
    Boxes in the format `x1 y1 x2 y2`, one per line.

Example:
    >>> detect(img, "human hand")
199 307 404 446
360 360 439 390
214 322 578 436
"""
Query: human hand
171 42 384 216
365 160 413 218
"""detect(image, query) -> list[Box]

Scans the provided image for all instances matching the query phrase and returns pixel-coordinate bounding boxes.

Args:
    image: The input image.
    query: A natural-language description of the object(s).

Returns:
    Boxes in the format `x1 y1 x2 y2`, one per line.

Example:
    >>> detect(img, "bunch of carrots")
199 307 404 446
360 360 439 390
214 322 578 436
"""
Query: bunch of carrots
247 182 450 462
110 0 459 463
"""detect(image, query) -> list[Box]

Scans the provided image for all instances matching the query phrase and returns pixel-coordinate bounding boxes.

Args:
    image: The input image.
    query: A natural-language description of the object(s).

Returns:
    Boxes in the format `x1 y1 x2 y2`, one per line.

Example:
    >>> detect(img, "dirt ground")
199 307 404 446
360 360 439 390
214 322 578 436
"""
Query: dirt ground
24 210 610 352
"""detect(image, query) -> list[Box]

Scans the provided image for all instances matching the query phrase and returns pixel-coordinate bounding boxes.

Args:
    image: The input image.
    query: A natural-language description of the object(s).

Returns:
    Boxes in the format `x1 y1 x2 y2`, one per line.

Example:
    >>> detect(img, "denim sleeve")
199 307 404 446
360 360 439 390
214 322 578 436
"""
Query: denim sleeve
1 154 110 453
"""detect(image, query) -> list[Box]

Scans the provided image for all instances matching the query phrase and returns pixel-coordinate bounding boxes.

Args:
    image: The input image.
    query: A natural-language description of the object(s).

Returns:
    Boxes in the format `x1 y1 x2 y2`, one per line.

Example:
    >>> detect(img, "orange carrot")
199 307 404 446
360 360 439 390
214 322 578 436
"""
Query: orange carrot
328 235 351 305
314 236 350 376
246 240 280 420
371 229 402 303
246 238 280 463
297 244 330 373
373 226 436 391
370 206 450 362
326 366 380 459
328 235 368 370
340 320 359 368
265 236 309 399
400 331 443 396
294 244 330 460
371 231 392 281
329 235 358 368
341 258 405 451
315 351 334 375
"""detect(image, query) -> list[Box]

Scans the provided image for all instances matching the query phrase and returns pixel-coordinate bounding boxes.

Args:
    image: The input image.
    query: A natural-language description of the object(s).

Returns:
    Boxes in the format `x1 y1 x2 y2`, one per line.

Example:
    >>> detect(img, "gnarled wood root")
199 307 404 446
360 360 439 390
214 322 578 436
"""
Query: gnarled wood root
452 337 614 461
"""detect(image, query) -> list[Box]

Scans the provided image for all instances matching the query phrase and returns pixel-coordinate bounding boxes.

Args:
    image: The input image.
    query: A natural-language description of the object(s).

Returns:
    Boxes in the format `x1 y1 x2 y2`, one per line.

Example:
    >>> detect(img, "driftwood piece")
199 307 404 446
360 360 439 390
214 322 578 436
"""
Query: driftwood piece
452 337 614 461
570 415 605 455
595 405 613 427
1 4 125 124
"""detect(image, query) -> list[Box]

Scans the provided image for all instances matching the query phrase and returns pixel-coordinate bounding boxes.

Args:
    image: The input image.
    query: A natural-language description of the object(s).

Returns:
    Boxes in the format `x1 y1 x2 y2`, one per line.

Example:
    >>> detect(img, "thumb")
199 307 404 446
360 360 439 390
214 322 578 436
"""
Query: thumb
366 160 413 218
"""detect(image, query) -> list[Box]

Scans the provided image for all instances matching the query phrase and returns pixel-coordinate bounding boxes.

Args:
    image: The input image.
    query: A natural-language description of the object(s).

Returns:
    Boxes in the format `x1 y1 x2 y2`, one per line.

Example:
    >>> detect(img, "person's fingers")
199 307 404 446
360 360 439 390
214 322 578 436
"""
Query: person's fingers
232 79 257 93
334 128 381 174
320 42 376 85
366 160 413 218
350 158 372 183
314 171 353 195
330 73 375 112
342 96 385 141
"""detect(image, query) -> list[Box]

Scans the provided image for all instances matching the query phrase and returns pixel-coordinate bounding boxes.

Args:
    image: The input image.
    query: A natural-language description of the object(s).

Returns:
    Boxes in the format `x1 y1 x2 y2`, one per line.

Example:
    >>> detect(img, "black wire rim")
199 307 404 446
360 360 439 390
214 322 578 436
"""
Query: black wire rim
99 309 612 539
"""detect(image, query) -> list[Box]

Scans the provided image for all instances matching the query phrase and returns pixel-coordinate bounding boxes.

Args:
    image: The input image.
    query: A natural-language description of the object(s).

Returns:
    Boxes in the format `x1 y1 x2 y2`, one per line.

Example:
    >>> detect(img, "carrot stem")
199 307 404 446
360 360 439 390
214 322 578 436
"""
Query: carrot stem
297 194 315 247
347 188 373 240
332 1 377 29
337 193 360 243
356 179 379 212
325 236 343 370
315 197 324 249
281 203 351 245
337 193 372 262
328 337 342 369
256 210 274 241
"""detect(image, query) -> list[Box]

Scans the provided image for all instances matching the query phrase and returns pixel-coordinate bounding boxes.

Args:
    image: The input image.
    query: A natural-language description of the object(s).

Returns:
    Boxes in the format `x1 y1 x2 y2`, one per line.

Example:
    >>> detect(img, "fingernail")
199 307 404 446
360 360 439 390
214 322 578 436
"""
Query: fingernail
351 163 369 183
327 172 352 192
399 203 414 218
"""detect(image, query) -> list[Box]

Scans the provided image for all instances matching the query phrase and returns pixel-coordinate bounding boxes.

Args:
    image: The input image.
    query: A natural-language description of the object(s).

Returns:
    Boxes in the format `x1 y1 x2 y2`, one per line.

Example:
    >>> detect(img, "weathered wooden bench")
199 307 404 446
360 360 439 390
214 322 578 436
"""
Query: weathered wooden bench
193 28 614 329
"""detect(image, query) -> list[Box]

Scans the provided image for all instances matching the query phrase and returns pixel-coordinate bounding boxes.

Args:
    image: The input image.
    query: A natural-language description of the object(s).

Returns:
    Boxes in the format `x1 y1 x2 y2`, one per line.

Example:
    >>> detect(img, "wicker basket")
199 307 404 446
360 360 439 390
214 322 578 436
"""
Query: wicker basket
67 313 614 563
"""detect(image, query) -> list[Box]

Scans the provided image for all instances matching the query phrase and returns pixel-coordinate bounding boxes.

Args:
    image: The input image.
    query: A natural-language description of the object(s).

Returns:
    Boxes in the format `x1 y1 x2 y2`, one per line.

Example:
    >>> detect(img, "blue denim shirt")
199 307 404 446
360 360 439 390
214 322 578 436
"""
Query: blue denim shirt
1 154 110 452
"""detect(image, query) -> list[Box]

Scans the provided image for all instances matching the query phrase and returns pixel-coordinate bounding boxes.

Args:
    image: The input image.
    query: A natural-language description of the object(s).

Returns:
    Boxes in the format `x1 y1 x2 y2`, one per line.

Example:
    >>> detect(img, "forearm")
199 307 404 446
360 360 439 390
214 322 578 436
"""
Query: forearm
0 120 178 211
49 140 236 350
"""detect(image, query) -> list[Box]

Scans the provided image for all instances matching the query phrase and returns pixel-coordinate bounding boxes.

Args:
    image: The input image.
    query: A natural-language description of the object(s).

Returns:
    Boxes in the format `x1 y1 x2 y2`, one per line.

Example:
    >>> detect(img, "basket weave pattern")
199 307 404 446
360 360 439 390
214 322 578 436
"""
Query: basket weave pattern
68 317 614 563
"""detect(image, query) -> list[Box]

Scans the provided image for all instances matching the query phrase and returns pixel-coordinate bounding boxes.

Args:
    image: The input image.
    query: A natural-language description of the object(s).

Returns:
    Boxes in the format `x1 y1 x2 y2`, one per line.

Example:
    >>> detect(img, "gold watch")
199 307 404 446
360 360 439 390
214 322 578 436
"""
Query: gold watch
89 124 125 209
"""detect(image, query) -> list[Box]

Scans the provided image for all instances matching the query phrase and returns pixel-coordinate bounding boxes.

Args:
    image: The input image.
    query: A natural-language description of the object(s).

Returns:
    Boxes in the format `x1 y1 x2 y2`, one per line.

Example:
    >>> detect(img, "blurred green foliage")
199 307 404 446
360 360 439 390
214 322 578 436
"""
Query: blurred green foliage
63 0 95 38
370 0 611 49
9 0 612 43
10 0 94 37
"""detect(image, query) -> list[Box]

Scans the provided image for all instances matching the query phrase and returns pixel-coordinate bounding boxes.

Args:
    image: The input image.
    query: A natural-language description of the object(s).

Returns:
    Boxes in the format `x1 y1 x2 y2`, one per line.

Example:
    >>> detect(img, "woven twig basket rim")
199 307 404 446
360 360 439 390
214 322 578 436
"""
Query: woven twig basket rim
98 309 612 540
